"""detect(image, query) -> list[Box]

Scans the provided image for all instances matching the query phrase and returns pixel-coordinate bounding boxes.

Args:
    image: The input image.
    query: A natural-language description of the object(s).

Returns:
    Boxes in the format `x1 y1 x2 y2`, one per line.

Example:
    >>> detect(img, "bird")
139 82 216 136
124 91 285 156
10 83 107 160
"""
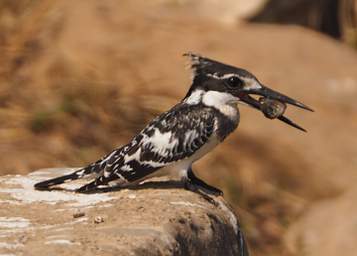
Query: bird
34 53 313 195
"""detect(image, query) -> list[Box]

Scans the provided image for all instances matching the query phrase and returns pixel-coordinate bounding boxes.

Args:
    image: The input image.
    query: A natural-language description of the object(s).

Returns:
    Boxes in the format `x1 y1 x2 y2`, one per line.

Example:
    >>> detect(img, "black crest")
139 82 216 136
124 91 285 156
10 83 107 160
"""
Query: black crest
183 52 254 81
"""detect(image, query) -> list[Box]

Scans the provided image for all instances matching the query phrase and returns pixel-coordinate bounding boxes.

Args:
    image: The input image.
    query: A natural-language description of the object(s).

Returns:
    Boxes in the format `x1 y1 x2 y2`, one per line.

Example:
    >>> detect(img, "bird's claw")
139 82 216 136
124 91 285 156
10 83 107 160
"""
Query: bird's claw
184 168 223 196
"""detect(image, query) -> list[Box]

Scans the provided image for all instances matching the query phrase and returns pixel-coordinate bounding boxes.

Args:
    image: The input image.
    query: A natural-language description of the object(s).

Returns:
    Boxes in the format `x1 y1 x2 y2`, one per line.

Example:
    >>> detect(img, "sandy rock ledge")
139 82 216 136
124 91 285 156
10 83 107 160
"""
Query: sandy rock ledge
0 168 247 256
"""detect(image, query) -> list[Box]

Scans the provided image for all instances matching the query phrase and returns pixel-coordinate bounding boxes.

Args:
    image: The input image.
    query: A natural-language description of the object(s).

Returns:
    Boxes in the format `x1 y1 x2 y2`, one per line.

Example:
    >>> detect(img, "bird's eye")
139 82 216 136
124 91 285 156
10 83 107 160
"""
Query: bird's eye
225 76 243 89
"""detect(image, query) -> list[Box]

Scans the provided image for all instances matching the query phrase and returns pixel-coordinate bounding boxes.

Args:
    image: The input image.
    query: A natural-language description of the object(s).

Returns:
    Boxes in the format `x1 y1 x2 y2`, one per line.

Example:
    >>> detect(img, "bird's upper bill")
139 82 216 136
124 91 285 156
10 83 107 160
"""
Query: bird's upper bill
184 52 314 132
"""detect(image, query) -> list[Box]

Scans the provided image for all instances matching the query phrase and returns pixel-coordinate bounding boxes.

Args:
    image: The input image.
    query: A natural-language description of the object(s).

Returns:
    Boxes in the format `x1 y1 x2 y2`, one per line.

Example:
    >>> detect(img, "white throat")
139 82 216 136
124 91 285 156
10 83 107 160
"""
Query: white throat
202 91 239 120
184 89 239 119
202 91 238 106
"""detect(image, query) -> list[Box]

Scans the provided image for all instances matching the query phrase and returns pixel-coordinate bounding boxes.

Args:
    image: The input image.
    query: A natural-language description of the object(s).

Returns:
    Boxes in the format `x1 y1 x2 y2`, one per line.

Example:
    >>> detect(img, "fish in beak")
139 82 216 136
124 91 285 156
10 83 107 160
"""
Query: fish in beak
238 85 314 132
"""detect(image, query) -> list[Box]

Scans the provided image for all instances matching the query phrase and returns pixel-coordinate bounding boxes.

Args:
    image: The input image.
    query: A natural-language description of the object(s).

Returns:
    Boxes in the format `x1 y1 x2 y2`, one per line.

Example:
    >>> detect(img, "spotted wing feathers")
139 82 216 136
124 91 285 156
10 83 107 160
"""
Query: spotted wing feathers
77 104 216 192
35 104 216 192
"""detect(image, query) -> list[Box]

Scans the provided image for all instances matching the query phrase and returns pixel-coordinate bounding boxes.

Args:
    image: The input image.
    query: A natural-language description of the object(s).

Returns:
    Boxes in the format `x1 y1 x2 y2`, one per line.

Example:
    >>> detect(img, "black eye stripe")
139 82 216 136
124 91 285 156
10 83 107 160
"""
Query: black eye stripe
225 76 243 89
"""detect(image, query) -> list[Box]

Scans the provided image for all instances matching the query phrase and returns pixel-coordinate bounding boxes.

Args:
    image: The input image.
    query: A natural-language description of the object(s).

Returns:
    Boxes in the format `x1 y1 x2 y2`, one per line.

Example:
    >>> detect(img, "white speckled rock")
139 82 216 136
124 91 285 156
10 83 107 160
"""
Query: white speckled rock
0 168 247 256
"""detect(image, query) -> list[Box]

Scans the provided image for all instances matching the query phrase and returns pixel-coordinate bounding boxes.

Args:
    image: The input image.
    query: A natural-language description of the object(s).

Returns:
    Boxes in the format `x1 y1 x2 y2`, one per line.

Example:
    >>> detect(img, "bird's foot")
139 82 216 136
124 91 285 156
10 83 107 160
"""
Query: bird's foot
182 169 223 207
184 180 223 196
183 179 222 196
183 180 219 206
184 168 223 196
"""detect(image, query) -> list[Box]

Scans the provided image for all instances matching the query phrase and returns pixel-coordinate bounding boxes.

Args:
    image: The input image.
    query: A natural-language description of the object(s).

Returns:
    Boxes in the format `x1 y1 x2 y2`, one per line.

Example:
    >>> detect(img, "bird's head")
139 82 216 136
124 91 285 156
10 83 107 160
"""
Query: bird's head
184 52 313 132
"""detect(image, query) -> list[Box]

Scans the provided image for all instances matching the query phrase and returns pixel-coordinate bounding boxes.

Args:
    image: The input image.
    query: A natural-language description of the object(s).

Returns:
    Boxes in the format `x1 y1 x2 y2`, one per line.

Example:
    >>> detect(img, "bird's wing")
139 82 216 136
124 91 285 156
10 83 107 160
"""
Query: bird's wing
77 104 216 191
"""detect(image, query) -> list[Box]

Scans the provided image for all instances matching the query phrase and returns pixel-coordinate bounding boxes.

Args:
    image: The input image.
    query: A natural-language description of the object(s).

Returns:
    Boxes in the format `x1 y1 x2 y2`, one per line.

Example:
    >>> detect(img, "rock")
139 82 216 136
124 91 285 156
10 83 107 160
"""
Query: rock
0 168 247 256
285 187 357 256
167 0 267 24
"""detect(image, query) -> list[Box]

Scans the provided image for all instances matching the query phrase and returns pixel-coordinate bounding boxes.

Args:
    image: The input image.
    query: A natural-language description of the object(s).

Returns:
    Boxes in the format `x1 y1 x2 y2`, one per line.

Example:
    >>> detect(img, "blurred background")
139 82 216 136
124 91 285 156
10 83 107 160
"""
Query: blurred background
0 0 357 255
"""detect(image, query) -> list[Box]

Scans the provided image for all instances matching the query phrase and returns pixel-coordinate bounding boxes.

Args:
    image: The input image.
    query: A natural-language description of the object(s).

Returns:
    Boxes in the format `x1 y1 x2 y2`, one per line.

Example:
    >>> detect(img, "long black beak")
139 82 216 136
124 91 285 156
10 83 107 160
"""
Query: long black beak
239 86 313 132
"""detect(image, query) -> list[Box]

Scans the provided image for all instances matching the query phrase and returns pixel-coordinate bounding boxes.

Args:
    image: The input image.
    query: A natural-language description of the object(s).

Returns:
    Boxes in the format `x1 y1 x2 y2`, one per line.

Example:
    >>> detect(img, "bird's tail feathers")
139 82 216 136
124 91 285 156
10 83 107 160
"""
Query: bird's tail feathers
34 164 98 191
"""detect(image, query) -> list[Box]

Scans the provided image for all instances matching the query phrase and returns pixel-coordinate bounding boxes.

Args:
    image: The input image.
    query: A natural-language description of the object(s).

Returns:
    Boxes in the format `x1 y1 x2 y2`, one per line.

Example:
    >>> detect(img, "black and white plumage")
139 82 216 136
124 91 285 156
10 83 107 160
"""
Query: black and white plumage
34 53 312 194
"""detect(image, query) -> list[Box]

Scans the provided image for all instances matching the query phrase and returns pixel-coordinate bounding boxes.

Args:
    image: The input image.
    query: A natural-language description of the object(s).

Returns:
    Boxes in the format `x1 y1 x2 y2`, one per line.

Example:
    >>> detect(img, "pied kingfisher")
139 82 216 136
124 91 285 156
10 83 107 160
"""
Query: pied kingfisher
34 53 313 195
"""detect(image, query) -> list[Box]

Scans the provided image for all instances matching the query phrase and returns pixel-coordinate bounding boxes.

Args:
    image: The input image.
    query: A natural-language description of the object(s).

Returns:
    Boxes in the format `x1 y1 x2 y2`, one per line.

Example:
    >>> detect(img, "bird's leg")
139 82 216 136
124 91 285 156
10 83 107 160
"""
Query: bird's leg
184 167 223 196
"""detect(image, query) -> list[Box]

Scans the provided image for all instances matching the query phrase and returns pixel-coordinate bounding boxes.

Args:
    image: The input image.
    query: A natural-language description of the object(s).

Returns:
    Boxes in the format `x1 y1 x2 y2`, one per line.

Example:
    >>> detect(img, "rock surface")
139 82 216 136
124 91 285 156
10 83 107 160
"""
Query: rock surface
0 168 247 256
285 187 357 256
